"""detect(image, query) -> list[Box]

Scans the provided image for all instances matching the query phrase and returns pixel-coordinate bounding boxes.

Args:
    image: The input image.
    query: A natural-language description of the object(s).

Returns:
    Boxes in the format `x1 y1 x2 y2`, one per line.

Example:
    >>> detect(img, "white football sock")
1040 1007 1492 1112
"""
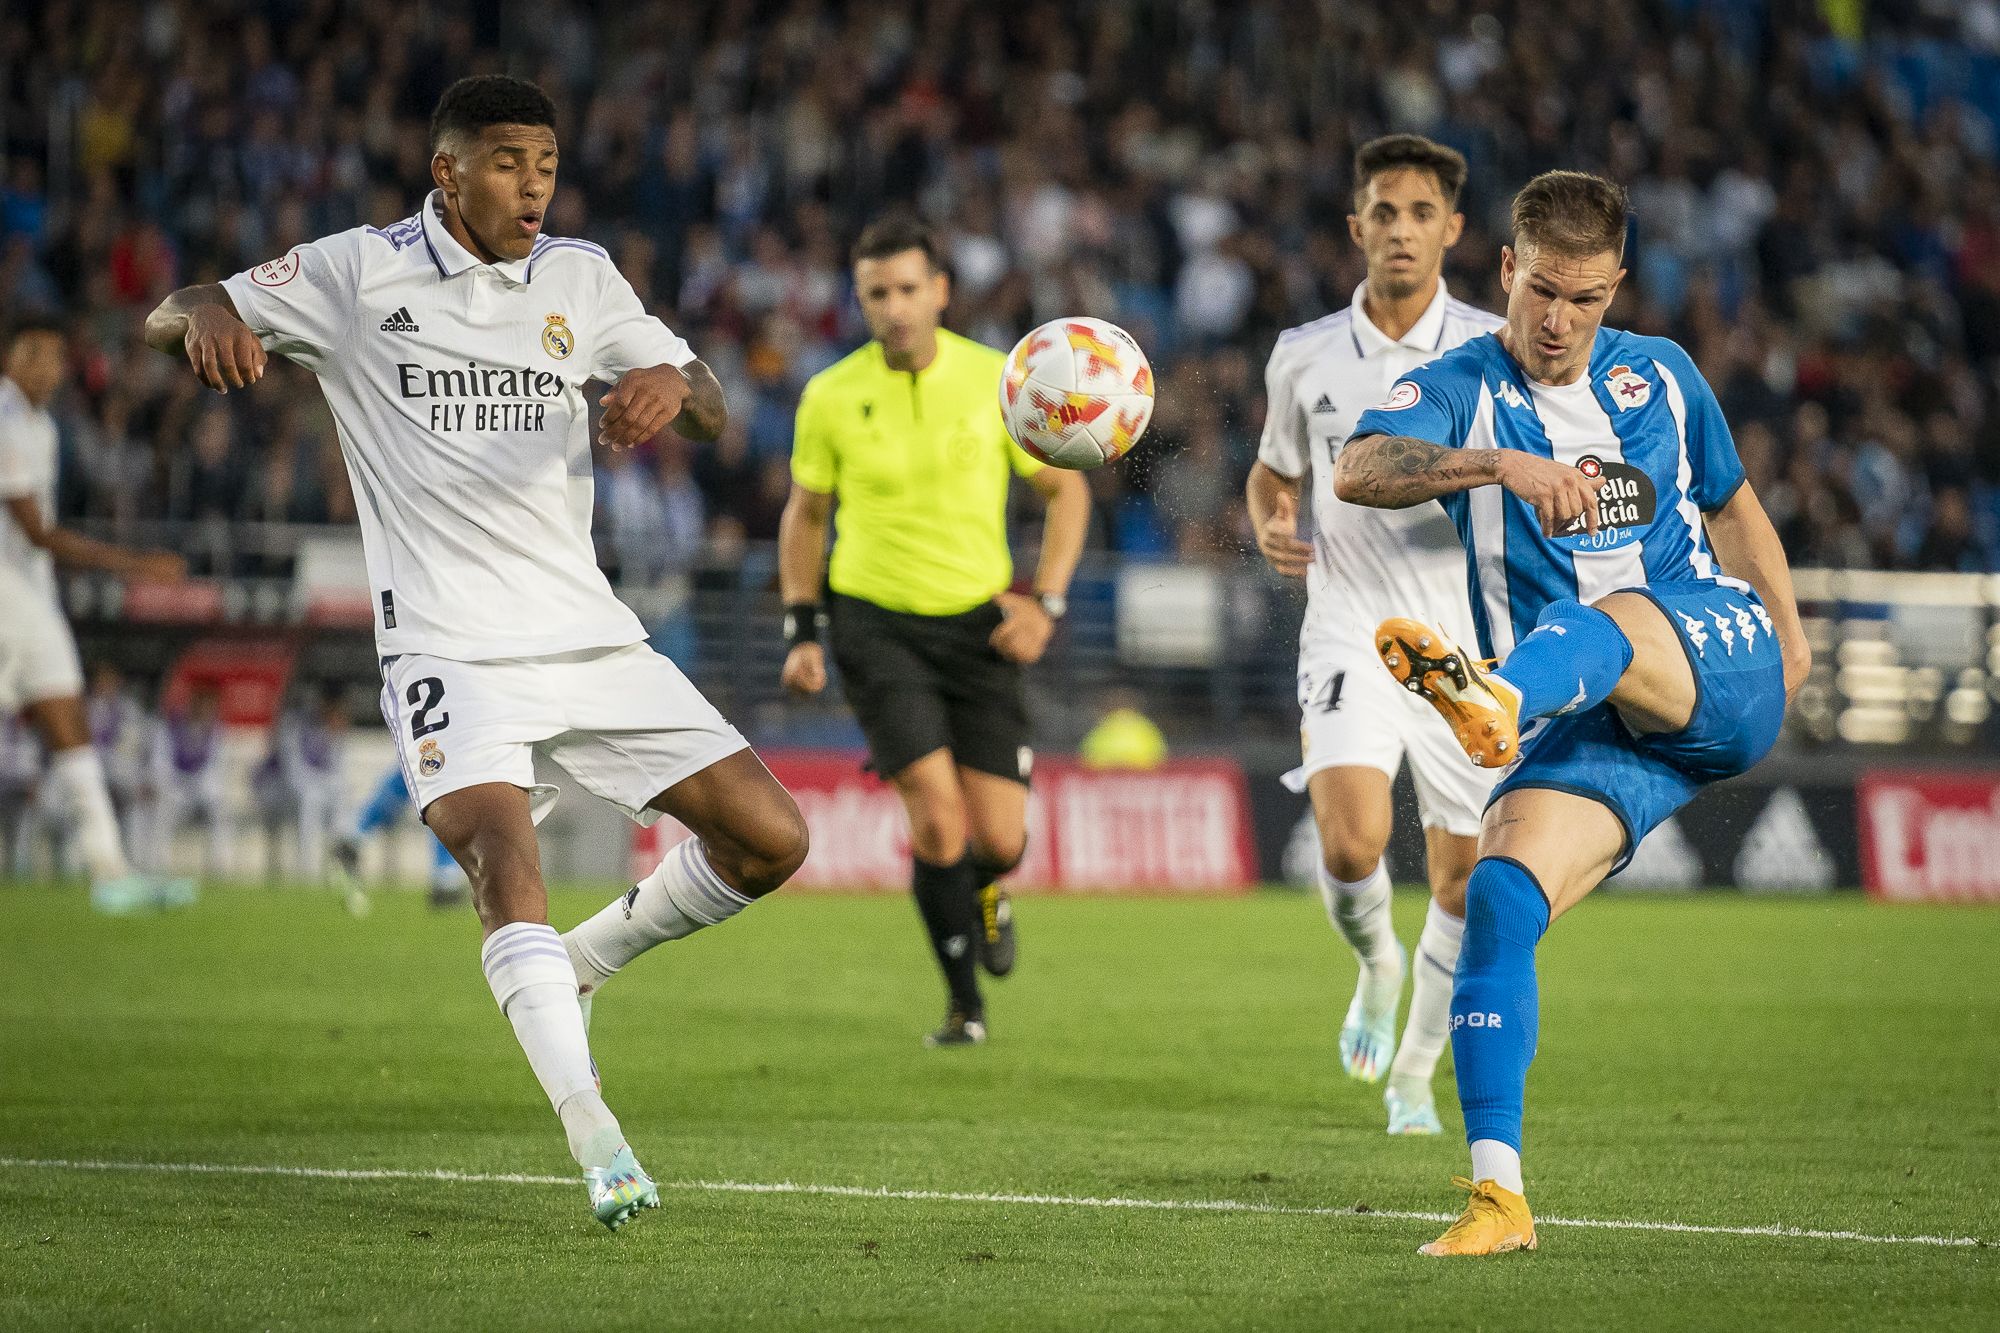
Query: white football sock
47 746 132 882
1389 897 1467 1099
563 837 753 996
1321 858 1403 1020
1470 1139 1524 1195
482 922 622 1170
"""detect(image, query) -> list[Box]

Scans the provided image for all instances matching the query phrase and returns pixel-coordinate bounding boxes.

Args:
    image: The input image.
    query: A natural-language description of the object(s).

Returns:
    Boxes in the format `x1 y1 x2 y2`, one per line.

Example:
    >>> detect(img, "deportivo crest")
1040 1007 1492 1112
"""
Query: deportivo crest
1379 381 1421 411
1604 363 1651 411
418 738 445 775
542 313 574 360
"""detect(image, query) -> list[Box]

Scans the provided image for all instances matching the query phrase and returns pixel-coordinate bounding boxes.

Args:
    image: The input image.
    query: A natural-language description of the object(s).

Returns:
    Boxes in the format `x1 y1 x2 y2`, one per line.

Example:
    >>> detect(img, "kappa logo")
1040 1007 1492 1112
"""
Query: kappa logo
1604 363 1651 411
1493 380 1528 411
1679 611 1709 654
1555 679 1589 715
1734 605 1760 651
1311 393 1337 414
379 306 420 332
1709 609 1736 654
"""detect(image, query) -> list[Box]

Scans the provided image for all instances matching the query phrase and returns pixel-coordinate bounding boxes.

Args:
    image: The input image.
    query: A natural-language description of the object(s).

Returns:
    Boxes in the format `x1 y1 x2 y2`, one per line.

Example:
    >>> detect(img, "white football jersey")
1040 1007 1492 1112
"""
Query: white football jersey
222 191 695 662
1259 281 1503 639
0 376 60 604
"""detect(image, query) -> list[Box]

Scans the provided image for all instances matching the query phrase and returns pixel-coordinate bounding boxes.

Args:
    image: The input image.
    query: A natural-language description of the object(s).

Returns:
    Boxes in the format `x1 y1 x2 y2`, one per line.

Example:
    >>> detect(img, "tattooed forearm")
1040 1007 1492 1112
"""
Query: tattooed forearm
1332 434 1504 508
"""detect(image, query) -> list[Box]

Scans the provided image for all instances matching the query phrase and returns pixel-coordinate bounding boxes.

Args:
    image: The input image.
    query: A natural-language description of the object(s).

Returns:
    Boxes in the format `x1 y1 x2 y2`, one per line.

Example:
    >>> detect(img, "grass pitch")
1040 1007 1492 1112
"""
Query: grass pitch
0 885 1994 1331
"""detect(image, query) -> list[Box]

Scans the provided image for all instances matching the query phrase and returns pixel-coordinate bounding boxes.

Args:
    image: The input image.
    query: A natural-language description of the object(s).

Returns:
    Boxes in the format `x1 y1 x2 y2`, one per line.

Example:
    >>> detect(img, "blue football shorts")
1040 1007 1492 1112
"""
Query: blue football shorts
1489 579 1788 871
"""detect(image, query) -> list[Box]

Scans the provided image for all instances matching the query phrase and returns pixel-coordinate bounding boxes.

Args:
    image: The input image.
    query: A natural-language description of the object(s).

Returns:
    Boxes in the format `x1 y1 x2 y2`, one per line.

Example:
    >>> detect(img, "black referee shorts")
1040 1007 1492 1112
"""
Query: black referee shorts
827 591 1031 784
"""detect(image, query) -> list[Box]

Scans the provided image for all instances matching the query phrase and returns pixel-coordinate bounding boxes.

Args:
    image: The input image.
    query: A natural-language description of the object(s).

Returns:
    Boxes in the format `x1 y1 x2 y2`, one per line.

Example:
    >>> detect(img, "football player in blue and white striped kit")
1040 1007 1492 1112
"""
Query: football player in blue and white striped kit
1337 171 1810 1255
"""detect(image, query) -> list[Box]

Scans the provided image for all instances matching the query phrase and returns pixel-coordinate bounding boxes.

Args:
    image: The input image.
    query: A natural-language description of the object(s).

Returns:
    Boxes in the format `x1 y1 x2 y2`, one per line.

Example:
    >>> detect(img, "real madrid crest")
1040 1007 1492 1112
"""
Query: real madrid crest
418 737 445 775
542 313 574 360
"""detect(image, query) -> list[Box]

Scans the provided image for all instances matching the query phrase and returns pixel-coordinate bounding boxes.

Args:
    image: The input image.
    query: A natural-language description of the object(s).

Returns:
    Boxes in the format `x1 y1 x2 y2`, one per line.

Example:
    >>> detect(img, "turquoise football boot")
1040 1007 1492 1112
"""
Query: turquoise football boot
1338 939 1404 1083
585 1144 659 1231
1385 1085 1444 1136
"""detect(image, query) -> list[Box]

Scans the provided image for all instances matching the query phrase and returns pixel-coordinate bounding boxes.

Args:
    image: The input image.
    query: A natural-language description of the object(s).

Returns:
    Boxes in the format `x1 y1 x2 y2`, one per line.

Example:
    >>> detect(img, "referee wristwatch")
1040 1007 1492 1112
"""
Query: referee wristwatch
1036 591 1067 621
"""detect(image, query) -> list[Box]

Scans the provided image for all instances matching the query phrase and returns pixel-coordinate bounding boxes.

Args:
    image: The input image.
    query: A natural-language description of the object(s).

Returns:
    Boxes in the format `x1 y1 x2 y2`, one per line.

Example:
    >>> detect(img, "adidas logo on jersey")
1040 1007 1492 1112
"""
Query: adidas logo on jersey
1311 394 1337 414
380 306 420 332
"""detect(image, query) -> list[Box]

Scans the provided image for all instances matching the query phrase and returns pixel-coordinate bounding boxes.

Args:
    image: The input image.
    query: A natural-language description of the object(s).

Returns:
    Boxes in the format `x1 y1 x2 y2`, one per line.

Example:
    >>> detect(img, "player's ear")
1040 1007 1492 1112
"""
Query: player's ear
1443 212 1465 248
430 150 456 196
1500 245 1516 292
1346 213 1363 248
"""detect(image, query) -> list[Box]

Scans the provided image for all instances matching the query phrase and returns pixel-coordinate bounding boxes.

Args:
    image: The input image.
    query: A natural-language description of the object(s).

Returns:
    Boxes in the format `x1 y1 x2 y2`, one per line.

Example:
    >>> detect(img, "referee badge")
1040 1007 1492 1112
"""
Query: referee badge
542 313 574 360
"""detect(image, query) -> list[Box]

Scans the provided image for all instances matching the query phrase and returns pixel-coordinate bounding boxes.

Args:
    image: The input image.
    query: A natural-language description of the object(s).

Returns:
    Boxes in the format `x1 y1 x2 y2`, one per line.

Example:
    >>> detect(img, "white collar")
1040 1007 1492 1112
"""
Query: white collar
1347 279 1452 357
418 189 535 284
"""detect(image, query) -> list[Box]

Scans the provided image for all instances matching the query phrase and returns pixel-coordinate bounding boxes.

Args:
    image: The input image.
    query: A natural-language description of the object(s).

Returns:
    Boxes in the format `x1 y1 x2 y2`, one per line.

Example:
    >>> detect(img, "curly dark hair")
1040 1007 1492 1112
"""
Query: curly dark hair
430 75 557 151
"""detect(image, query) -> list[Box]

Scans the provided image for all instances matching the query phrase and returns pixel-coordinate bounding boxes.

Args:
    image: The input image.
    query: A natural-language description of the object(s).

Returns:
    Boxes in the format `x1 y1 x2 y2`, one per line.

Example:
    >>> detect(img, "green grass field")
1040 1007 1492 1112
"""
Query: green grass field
1 885 1994 1331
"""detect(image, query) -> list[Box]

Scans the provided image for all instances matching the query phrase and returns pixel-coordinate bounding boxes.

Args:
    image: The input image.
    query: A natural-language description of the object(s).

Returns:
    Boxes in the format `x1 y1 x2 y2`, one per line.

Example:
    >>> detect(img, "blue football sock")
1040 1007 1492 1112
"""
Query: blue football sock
1491 599 1633 722
353 767 411 837
1451 856 1552 1154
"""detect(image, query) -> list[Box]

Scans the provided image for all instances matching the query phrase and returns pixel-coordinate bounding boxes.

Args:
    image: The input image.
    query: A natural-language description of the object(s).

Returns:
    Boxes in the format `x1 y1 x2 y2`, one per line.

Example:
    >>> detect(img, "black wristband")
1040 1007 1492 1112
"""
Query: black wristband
783 602 824 649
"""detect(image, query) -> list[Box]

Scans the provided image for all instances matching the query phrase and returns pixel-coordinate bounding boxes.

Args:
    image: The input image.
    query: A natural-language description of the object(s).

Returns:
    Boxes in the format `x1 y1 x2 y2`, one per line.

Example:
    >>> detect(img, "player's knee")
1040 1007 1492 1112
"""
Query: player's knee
905 797 968 865
970 835 1025 877
1431 873 1469 919
712 797 810 898
1320 831 1384 886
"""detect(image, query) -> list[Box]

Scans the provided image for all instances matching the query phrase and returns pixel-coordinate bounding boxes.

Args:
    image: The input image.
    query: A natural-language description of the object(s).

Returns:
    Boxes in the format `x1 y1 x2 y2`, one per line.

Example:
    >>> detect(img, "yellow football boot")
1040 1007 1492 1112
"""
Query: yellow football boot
1375 618 1521 768
1418 1176 1538 1256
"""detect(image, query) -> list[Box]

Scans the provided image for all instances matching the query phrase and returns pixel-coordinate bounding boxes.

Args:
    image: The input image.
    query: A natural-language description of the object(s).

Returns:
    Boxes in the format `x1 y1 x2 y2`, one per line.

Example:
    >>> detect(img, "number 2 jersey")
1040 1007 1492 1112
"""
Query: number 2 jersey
1347 327 1748 660
222 190 696 662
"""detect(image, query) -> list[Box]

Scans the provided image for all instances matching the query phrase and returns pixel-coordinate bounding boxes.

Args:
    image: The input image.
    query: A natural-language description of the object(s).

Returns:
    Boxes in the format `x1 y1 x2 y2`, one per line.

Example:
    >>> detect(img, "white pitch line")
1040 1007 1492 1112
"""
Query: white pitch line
0 1156 1982 1250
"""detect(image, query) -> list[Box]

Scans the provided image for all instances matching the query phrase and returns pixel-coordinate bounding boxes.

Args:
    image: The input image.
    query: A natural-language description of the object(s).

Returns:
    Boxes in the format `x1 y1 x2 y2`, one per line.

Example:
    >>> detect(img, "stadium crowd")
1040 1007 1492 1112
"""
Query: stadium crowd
6 0 2000 575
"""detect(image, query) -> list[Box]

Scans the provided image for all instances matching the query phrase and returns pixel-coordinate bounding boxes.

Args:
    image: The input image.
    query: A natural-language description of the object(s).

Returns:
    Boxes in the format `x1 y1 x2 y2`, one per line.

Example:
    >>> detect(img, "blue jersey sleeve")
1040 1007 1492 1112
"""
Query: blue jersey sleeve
1347 354 1481 450
1650 340 1745 511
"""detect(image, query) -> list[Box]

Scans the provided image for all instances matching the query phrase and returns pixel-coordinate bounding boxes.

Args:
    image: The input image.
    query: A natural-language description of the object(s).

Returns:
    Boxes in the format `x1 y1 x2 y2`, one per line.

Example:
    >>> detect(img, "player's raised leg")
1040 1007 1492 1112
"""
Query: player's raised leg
428 781 656 1230
1304 765 1404 1083
562 748 806 1010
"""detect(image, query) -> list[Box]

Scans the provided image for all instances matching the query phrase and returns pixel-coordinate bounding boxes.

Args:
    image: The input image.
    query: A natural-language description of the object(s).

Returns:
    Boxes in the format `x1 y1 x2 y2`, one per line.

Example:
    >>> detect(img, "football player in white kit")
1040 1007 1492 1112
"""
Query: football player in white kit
145 76 810 1231
1247 136 1503 1135
0 316 190 913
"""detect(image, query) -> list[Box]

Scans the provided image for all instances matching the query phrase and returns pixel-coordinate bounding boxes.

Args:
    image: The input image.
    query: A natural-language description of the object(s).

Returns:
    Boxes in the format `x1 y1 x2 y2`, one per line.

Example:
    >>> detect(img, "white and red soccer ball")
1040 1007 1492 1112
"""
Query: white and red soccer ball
1000 317 1155 470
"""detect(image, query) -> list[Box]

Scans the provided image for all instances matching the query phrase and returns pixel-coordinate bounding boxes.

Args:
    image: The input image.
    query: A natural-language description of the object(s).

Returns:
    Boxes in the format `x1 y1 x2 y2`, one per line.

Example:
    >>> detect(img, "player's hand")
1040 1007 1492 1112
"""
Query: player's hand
1498 452 1607 537
990 592 1054 665
781 642 827 695
1256 490 1313 577
1781 633 1813 703
183 304 267 395
124 551 186 584
599 364 691 451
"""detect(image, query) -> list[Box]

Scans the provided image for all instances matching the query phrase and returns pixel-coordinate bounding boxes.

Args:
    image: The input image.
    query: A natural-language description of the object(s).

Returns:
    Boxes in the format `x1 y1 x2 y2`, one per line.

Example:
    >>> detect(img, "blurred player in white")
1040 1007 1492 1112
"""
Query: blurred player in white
87 664 153 856
147 74 809 1232
0 316 189 912
1246 136 1503 1134
147 686 231 879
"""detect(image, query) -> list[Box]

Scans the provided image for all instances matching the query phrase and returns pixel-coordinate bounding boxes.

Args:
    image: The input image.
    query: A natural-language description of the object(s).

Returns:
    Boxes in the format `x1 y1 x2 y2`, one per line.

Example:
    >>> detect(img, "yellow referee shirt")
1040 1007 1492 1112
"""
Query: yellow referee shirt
791 329 1044 616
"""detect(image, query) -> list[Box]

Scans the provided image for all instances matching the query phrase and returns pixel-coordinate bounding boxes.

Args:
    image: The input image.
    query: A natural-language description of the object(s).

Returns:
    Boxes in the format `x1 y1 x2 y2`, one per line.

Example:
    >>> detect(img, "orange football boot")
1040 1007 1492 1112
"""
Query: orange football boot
1418 1176 1539 1256
1375 618 1521 768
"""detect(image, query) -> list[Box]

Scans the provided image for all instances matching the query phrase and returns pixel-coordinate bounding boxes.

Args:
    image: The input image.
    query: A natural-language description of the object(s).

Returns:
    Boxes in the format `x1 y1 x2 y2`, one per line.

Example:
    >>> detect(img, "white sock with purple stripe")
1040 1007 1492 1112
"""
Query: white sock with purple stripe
482 922 622 1170
563 837 755 996
1389 896 1467 1101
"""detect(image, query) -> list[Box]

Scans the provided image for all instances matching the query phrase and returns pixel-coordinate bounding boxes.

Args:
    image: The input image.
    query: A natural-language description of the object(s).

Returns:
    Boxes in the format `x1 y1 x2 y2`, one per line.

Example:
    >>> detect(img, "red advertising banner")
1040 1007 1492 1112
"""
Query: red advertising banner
1858 770 2000 903
632 750 1256 894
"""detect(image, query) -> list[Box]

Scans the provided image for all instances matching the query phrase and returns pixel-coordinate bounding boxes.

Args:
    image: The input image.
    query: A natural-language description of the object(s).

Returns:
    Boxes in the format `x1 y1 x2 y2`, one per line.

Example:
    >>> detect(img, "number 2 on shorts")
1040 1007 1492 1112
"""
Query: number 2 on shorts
408 676 449 738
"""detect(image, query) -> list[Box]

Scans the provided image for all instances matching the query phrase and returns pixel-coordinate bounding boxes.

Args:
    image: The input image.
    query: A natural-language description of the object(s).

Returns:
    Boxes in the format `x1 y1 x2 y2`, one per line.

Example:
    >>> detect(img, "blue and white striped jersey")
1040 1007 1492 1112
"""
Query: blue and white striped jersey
1348 328 1747 659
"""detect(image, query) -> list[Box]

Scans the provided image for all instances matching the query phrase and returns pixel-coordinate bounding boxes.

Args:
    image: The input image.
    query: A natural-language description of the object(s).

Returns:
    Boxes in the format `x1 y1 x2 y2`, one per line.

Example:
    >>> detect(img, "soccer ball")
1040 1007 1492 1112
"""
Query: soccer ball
1000 317 1155 469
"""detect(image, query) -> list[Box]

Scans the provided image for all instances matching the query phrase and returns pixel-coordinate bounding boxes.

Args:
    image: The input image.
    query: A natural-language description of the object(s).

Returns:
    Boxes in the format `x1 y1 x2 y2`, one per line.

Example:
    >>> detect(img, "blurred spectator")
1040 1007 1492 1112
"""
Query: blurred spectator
4 0 1997 572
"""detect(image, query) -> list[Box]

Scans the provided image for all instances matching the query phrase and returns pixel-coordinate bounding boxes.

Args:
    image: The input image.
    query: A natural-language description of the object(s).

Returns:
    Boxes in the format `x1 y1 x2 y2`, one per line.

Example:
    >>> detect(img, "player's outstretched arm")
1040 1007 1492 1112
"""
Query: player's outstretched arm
1335 434 1606 536
144 284 267 395
777 484 834 695
672 359 726 442
3 496 183 583
1702 482 1812 700
598 359 726 448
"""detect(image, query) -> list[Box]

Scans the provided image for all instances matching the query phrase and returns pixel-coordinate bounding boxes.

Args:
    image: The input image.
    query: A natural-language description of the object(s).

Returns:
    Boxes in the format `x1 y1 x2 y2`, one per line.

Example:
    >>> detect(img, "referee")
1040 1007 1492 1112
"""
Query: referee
779 214 1091 1047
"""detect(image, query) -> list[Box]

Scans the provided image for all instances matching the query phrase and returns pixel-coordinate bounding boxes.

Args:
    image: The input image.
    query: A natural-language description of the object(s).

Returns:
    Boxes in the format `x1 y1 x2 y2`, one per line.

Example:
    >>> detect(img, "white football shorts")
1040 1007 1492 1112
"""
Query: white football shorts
0 573 84 711
379 642 748 826
1281 623 1496 836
